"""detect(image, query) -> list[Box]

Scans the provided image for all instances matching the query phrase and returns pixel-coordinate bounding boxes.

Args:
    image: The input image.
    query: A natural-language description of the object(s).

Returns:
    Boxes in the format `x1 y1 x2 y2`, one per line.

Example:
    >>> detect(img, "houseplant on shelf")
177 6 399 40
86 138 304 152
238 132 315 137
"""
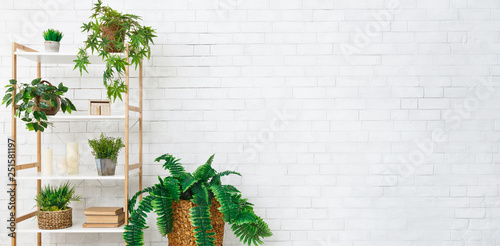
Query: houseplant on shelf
123 154 272 246
2 78 76 132
35 182 81 230
43 28 63 52
88 133 125 176
73 0 156 102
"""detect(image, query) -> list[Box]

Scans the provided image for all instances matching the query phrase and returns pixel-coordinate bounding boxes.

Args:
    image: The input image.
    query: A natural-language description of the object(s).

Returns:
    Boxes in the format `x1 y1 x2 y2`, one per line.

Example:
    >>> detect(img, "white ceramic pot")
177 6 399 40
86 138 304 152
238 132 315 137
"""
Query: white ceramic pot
44 41 60 53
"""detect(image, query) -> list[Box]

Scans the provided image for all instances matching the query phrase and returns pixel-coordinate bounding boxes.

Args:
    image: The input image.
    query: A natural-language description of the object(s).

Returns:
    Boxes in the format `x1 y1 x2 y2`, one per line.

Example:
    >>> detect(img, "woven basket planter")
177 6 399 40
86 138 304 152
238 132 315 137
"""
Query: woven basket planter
37 207 72 230
168 199 224 246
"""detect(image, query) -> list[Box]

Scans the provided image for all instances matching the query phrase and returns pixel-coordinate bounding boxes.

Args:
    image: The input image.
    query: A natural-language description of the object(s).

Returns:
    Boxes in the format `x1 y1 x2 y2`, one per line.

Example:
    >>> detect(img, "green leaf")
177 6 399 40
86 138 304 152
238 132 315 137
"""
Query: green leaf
38 102 50 109
2 93 11 102
31 78 41 85
39 111 47 120
14 92 23 104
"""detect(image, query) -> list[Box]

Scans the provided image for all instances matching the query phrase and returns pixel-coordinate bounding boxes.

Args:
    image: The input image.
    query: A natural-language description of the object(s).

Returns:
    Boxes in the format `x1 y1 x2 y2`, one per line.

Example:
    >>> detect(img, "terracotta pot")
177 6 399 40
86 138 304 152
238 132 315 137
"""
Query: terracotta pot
101 24 124 53
35 80 61 116
168 199 224 246
44 41 60 52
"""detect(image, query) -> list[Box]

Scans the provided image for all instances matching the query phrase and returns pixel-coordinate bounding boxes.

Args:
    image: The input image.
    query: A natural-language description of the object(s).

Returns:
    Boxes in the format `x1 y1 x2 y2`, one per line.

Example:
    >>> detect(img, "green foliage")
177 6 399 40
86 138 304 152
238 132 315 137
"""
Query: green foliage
2 78 76 132
35 182 81 211
88 133 125 163
73 0 156 102
123 154 273 246
43 29 63 42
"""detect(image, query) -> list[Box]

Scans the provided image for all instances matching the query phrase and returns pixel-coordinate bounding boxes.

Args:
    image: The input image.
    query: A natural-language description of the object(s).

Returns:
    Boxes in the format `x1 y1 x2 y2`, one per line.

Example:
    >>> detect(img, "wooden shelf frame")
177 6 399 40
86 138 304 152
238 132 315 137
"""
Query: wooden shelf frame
10 42 143 246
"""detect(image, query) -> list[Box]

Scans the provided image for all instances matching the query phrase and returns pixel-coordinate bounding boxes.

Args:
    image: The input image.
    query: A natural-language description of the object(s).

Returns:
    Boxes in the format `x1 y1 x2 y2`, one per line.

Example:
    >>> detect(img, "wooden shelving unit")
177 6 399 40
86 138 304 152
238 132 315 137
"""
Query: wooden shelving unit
10 42 143 246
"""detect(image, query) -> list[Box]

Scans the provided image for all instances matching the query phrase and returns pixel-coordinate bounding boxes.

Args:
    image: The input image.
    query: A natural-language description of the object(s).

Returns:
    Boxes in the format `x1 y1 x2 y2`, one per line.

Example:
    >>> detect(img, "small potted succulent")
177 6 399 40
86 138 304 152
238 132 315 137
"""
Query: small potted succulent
35 182 81 230
124 154 273 246
74 0 156 102
88 133 125 176
43 29 63 52
2 78 76 132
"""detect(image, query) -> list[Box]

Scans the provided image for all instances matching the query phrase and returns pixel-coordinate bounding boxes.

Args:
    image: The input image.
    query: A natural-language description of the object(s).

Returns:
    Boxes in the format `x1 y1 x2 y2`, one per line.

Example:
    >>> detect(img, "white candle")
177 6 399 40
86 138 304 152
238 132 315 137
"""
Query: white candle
42 148 53 175
67 142 79 174
56 156 67 175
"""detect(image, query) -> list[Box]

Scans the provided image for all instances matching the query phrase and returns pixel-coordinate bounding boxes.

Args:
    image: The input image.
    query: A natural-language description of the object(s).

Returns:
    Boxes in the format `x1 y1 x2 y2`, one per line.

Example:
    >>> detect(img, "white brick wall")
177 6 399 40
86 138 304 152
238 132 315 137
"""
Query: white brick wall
1 0 500 245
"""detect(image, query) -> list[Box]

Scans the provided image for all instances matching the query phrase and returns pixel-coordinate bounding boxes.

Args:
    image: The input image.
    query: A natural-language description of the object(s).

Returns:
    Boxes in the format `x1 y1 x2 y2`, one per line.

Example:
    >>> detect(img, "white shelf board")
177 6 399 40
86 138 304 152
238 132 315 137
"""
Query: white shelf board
47 115 138 122
17 218 124 233
16 169 139 180
14 51 111 65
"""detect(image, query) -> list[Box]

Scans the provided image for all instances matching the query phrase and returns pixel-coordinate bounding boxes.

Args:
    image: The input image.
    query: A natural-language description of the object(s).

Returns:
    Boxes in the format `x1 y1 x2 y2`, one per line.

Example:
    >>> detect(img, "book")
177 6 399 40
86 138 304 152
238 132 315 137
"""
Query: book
86 212 125 224
84 207 123 216
82 220 124 228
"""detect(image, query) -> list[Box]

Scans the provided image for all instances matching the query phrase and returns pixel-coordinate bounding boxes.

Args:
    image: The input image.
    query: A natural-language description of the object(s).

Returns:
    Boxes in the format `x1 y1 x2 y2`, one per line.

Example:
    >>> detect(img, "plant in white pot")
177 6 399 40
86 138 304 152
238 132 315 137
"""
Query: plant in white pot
43 29 63 52
88 133 125 176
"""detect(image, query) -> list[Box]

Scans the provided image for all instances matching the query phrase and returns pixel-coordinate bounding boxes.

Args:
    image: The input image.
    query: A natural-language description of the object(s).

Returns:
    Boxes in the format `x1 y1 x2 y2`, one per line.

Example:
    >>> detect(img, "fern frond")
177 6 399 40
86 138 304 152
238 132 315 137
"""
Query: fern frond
155 153 186 177
231 216 273 246
193 154 216 182
210 184 240 223
128 185 156 213
123 224 144 246
179 173 197 193
193 164 216 182
210 170 241 186
189 205 215 246
151 188 174 236
162 176 181 202
124 194 155 245
191 183 210 207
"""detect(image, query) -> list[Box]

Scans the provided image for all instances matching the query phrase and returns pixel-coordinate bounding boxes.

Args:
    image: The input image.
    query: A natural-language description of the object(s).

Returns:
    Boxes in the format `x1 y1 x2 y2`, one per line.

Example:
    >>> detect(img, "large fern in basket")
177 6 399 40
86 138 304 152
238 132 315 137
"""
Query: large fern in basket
123 154 272 246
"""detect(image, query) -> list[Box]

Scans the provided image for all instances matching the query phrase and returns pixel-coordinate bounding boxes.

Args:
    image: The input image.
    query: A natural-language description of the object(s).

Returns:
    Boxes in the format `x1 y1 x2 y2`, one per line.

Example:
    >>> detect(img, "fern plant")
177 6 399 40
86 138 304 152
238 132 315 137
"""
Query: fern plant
35 182 81 211
123 154 272 246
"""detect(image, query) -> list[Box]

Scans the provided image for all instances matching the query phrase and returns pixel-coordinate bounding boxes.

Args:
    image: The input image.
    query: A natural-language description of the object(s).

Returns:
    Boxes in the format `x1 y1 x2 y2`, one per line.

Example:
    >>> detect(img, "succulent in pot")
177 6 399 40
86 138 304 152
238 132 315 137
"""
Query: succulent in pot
88 133 125 176
123 154 273 246
74 0 156 102
2 78 76 132
35 182 81 230
43 28 63 52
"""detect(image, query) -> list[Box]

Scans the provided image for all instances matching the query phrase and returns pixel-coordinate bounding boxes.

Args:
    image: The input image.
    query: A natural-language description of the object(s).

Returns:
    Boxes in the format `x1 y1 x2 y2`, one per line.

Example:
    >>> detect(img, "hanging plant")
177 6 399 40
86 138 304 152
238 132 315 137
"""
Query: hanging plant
2 78 76 132
74 0 156 102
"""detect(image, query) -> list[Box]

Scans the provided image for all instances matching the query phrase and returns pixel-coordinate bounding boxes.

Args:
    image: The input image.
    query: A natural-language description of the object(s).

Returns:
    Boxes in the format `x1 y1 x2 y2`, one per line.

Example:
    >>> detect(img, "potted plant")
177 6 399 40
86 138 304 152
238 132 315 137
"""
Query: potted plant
35 182 81 230
43 29 63 52
123 154 273 246
88 133 125 176
2 78 76 132
73 0 156 102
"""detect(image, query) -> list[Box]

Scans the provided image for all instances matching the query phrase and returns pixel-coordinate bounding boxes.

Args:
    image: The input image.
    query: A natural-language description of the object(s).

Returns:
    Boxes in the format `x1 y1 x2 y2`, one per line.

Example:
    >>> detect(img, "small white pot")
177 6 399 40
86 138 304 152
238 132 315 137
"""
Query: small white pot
44 41 60 53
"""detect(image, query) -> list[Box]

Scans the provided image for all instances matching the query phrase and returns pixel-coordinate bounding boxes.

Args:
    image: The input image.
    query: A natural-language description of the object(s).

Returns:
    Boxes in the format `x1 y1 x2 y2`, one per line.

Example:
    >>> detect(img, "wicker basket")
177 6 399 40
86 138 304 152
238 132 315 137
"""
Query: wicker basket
168 199 224 246
37 207 72 230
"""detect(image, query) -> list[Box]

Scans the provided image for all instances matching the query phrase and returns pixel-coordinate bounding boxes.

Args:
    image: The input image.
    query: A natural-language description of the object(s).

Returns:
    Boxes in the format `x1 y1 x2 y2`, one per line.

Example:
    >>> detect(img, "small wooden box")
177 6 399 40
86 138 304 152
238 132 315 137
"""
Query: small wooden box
89 100 111 115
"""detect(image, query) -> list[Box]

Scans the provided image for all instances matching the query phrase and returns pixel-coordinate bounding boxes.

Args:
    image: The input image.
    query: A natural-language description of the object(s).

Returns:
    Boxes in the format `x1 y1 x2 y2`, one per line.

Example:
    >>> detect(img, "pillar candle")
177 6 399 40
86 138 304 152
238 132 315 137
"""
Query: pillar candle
67 142 79 174
42 148 53 175
56 156 67 175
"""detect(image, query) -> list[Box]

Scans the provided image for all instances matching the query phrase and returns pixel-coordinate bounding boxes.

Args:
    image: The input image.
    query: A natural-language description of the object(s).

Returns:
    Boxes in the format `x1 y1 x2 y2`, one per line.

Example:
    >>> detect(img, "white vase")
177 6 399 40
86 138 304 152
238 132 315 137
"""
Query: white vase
44 41 60 52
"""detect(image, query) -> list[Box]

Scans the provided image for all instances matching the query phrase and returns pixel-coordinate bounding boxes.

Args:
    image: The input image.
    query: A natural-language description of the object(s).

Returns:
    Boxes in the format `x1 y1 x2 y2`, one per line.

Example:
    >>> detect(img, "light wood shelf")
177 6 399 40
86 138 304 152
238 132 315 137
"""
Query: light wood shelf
10 42 143 245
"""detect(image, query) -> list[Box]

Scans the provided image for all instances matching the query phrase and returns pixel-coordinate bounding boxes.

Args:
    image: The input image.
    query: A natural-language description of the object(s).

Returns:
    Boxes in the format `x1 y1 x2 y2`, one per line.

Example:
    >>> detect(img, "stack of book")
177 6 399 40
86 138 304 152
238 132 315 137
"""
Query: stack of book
82 207 125 228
